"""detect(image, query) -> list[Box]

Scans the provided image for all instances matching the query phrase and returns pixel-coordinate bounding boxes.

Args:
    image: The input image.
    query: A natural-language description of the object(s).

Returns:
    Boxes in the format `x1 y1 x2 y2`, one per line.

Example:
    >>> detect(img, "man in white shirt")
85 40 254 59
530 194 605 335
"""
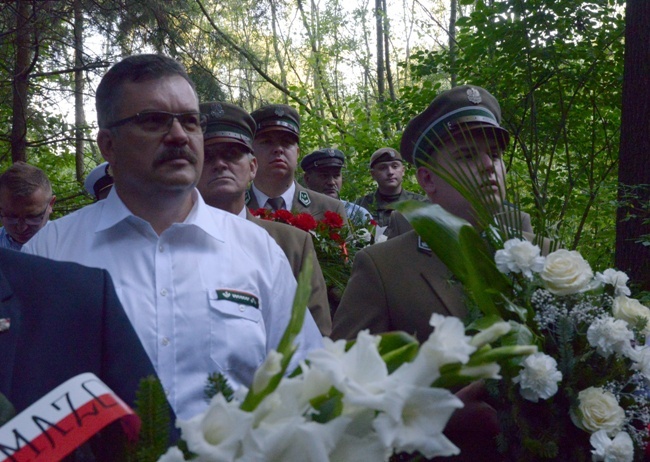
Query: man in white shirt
24 54 323 420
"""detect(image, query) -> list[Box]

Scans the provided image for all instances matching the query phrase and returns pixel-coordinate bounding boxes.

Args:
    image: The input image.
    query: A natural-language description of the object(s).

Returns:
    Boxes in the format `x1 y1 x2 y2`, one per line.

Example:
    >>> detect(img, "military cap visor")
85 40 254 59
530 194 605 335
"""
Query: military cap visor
251 104 300 140
201 102 255 151
301 148 345 172
84 162 113 198
401 85 510 165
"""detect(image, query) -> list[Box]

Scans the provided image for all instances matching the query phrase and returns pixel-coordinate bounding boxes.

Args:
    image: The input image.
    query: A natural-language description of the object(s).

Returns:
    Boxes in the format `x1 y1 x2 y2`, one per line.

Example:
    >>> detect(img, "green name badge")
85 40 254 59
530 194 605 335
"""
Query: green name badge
215 290 260 309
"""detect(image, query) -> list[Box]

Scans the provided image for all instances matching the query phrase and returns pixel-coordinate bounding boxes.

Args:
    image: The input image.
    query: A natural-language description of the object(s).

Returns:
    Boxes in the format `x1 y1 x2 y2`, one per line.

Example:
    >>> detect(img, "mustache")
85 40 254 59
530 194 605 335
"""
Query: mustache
154 147 199 166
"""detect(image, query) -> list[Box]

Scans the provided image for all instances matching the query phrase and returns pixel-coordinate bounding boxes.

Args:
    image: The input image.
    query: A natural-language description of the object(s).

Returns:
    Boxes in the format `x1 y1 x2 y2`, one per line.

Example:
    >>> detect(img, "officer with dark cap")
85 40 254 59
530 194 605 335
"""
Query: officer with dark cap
245 104 348 222
354 147 426 228
301 148 372 225
333 85 536 461
197 101 332 335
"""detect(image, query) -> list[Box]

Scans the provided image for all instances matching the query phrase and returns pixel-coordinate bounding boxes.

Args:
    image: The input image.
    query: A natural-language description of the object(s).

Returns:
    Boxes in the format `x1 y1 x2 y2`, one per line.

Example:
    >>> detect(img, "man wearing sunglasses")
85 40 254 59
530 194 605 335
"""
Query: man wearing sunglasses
0 162 55 250
24 54 323 421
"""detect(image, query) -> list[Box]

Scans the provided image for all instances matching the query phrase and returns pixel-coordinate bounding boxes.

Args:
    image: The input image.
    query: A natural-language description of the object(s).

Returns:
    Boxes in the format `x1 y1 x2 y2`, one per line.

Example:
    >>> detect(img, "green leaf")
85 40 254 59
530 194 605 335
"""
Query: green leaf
128 376 172 462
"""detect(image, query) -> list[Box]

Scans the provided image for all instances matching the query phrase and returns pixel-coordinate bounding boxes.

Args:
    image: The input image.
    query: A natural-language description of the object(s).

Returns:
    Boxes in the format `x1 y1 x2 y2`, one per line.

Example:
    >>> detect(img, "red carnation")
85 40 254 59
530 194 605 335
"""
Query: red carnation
322 211 344 229
273 210 294 223
290 213 318 232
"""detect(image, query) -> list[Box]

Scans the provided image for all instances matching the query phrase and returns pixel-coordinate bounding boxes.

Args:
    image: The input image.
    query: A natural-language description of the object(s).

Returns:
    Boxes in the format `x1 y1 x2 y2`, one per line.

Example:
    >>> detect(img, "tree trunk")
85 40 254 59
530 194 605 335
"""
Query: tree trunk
375 0 384 103
449 0 457 87
382 0 395 102
615 0 650 290
74 0 86 182
11 0 31 163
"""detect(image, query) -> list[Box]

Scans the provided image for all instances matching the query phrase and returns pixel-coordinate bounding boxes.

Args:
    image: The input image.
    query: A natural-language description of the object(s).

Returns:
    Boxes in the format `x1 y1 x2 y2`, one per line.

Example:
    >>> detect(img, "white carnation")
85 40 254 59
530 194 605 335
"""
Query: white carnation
512 353 562 402
630 345 650 381
590 430 634 462
540 249 593 295
596 269 631 297
495 238 545 279
587 317 634 358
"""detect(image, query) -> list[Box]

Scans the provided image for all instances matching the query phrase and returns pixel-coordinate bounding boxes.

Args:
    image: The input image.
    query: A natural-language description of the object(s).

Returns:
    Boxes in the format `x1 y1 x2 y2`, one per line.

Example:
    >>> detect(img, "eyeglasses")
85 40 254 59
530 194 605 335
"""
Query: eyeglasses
1 203 50 227
105 111 208 135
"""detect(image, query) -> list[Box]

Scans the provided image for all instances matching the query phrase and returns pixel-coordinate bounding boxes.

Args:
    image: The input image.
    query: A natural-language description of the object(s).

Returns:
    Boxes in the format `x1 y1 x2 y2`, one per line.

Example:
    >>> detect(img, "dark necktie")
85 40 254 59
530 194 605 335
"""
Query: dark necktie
266 197 285 211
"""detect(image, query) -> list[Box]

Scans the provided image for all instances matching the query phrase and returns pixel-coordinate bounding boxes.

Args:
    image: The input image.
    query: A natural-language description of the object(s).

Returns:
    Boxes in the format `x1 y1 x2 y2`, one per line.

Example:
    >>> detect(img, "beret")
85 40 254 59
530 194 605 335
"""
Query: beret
301 148 345 172
369 147 403 168
250 104 300 140
200 102 255 151
400 85 510 165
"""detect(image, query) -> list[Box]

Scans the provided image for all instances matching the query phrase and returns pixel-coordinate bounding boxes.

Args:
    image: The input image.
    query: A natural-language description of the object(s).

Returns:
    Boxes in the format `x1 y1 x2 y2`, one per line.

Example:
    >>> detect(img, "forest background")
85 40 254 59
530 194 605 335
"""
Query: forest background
1 0 649 289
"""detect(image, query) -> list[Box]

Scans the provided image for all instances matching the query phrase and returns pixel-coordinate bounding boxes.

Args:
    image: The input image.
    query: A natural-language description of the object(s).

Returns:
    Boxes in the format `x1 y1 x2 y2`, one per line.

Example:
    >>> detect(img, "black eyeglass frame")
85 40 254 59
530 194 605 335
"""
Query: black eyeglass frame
104 111 208 134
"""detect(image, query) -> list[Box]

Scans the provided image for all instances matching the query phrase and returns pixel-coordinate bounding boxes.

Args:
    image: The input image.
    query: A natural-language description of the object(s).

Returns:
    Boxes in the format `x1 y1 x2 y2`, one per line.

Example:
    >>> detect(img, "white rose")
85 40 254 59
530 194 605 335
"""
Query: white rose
540 249 593 295
612 295 650 334
630 345 650 381
494 238 545 279
576 387 625 436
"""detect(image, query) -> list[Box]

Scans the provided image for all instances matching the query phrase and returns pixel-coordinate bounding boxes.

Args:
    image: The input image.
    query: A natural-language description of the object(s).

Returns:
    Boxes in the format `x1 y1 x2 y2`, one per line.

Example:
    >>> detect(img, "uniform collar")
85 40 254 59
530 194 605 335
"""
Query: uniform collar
251 182 296 210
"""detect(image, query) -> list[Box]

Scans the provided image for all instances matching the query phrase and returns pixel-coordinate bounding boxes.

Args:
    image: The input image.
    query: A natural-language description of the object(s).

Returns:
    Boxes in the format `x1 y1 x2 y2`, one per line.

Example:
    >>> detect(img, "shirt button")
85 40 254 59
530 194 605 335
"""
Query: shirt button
239 305 245 312
159 245 164 252
160 288 168 296
162 337 170 346
164 389 170 397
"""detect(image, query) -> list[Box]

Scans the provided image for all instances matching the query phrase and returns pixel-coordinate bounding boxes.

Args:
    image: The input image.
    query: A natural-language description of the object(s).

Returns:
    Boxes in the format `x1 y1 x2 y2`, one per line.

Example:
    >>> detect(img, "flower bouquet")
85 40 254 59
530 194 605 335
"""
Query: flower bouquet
151 256 536 462
396 200 650 461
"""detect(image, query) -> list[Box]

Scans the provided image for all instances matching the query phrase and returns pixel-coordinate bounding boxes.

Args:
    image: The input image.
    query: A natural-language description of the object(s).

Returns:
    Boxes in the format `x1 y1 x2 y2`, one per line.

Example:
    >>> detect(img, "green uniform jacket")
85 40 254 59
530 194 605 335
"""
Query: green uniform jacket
331 229 465 343
247 211 331 336
246 182 347 222
355 188 426 227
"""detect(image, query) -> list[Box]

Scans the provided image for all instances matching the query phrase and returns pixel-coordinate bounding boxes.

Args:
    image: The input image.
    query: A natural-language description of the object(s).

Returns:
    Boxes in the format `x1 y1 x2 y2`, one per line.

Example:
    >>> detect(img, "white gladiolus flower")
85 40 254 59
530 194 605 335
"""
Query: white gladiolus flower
177 393 253 461
576 387 625 436
494 238 545 279
373 385 462 458
470 321 511 349
156 447 185 462
252 350 283 393
540 249 594 295
596 269 631 297
587 317 634 358
612 295 650 334
513 353 562 402
590 430 634 462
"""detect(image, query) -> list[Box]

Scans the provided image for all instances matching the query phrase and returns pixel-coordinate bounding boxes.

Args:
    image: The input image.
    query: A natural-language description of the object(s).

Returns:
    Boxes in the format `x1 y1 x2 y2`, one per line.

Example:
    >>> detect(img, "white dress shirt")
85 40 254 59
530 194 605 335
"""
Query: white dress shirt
24 188 323 419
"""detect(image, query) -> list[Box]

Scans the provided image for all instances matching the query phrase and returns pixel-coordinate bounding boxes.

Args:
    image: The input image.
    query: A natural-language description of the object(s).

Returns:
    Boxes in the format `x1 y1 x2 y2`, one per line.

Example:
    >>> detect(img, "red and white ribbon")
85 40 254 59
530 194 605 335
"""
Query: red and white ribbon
0 373 140 462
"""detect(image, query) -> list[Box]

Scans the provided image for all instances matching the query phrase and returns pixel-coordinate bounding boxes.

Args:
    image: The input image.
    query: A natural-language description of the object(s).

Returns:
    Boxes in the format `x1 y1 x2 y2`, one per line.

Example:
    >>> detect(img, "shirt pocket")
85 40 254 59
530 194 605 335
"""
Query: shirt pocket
207 288 266 384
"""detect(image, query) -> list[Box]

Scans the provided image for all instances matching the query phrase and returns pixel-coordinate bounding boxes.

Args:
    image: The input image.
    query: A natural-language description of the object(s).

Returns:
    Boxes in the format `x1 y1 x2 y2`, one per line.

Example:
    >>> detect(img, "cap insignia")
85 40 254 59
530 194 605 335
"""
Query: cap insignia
467 87 482 104
0 318 10 333
327 149 335 157
298 190 311 207
209 103 225 119
274 107 285 117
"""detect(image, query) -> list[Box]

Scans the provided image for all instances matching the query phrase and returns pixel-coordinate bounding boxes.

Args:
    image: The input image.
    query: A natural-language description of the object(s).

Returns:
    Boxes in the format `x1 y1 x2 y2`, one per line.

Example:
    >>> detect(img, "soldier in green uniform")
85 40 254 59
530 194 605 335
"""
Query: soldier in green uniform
198 101 331 336
354 147 426 227
245 104 347 222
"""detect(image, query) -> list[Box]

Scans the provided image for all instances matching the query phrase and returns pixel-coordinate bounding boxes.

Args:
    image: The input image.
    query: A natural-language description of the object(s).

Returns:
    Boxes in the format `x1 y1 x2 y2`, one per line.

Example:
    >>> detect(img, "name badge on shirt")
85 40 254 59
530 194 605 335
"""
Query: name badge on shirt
215 290 260 309
417 236 432 255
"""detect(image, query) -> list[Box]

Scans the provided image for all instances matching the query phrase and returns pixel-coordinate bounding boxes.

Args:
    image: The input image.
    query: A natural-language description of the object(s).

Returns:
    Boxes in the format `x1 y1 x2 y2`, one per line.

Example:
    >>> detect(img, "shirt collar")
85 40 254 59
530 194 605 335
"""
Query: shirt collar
95 188 225 243
251 182 295 210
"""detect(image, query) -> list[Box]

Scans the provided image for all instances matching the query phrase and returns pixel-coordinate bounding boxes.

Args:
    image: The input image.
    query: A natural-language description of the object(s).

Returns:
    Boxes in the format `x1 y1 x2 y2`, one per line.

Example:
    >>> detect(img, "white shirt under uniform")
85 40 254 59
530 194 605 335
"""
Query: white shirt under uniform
24 188 323 420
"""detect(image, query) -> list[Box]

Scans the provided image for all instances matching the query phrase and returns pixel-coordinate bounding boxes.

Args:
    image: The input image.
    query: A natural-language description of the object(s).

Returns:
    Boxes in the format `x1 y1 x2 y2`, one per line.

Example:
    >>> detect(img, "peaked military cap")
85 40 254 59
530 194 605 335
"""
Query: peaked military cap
250 104 300 140
200 101 256 151
369 147 403 168
84 162 113 200
400 85 510 165
300 148 345 172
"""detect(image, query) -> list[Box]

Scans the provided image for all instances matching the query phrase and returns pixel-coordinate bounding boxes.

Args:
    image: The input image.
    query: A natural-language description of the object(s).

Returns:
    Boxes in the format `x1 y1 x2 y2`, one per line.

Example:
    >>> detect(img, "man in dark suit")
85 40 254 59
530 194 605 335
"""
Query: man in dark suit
197 101 331 335
245 104 347 222
0 248 160 459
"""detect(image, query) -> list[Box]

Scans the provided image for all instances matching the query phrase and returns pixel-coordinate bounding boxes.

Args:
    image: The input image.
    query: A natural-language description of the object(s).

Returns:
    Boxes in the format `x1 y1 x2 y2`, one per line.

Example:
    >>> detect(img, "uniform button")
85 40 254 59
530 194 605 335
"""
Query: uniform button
162 337 170 346
164 389 170 397
239 305 245 312
159 245 164 252
160 288 168 296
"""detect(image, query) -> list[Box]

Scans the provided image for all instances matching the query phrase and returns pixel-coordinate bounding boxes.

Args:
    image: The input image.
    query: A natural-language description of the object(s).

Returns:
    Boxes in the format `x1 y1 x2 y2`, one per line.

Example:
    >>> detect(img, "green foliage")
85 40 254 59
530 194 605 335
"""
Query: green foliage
127 376 173 462
205 372 235 402
0 392 15 427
